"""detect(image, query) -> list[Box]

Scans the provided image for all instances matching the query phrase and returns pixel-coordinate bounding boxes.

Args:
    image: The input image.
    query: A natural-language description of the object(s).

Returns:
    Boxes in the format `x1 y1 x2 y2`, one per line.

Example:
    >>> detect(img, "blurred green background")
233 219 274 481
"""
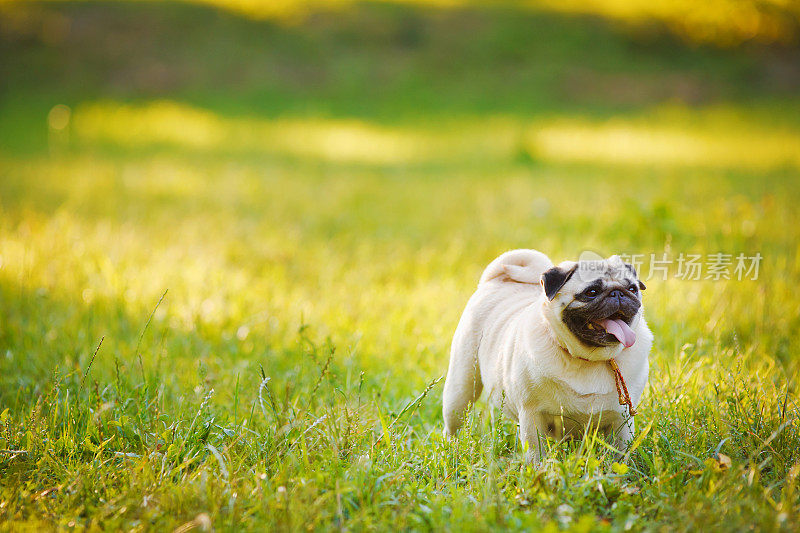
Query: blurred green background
2 0 799 380
1 1 800 529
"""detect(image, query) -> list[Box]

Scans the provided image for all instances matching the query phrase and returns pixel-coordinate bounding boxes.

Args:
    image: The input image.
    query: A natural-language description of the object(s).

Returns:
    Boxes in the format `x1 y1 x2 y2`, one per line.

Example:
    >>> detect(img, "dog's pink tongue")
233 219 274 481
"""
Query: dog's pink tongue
601 318 636 348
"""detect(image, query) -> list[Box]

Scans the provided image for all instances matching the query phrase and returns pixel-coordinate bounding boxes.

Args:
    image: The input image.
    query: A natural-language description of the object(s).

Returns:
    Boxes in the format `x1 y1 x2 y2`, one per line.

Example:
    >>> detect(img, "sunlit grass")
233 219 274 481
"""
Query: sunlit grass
2 129 799 378
533 0 800 46
2 1 800 530
184 0 800 45
2 140 799 528
8 0 796 45
67 99 800 169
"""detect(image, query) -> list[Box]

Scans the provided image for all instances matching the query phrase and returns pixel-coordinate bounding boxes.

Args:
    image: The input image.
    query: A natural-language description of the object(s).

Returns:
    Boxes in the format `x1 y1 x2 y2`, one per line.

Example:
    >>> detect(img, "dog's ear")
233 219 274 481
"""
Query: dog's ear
624 263 646 290
540 265 577 300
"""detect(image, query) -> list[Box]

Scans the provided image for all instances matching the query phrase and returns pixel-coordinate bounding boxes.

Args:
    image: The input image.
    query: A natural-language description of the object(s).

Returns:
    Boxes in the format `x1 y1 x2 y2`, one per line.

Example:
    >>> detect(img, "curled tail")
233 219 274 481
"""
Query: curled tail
478 249 553 285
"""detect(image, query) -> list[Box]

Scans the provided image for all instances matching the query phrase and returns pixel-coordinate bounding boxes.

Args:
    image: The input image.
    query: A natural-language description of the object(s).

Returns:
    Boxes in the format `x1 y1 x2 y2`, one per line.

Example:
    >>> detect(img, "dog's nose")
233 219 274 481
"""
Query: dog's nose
609 289 622 298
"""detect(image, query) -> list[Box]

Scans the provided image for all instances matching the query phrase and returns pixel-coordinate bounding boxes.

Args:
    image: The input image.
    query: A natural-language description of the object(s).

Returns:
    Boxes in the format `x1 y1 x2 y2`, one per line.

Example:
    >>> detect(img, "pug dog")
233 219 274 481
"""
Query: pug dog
442 249 652 462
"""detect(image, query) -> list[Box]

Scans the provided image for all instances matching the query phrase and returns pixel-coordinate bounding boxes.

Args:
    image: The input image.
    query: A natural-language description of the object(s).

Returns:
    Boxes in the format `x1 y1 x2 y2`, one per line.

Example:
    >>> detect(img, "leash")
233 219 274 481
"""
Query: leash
608 358 636 415
549 328 637 416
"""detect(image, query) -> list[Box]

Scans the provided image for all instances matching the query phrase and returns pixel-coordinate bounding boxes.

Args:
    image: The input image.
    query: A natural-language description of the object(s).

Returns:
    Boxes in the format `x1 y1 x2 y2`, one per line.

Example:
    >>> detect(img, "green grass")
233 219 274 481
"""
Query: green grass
1 1 800 530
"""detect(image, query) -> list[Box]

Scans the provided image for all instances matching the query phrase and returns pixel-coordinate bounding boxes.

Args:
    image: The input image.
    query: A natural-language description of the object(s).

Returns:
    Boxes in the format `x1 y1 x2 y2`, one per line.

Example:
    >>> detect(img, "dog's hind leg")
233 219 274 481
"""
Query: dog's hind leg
442 328 483 437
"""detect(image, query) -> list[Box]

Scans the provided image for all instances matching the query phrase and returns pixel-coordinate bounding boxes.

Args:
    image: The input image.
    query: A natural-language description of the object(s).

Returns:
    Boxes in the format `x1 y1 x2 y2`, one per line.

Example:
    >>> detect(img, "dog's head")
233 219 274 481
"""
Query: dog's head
541 255 646 359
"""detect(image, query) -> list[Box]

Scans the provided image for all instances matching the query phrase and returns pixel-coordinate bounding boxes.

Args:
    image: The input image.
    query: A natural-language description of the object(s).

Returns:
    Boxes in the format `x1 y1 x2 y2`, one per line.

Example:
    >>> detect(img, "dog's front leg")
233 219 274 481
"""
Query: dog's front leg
519 409 549 464
613 416 635 460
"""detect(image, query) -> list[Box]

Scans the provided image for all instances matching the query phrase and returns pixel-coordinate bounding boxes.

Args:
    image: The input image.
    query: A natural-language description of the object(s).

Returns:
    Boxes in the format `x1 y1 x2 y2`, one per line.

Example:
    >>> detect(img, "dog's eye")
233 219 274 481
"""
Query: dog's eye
629 283 638 293
584 287 599 298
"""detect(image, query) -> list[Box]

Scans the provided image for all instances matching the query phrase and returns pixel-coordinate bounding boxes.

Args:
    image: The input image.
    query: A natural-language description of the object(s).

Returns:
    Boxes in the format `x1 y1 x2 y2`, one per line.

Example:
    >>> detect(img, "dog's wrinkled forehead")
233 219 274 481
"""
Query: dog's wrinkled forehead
574 255 638 285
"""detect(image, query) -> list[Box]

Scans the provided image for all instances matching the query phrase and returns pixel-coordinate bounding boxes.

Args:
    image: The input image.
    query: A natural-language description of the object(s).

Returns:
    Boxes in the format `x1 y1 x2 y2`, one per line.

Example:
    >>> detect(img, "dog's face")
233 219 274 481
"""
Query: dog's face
541 255 646 352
